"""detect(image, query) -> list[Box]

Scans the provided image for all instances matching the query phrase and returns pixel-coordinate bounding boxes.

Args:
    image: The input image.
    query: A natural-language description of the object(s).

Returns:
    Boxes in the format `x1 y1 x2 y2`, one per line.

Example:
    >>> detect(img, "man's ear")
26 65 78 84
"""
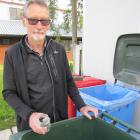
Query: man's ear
21 16 26 27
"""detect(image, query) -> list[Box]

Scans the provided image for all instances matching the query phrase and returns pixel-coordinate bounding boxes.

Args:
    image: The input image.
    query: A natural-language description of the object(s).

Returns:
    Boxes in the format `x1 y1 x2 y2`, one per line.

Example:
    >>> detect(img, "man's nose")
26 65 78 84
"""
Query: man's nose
36 21 43 28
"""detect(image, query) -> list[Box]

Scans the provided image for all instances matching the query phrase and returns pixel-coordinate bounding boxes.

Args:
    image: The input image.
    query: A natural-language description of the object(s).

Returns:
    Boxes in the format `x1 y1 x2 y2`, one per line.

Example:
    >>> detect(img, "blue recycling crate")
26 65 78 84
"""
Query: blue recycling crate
77 84 140 126
77 34 140 132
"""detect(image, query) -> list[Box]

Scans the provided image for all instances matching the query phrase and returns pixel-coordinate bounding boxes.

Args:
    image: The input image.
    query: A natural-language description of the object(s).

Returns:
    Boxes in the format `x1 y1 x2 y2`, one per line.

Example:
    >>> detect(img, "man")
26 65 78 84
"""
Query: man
2 0 98 135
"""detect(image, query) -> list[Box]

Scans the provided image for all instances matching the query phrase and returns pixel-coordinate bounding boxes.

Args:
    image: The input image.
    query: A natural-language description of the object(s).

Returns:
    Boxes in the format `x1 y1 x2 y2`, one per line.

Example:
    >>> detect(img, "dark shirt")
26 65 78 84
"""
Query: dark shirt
24 37 53 118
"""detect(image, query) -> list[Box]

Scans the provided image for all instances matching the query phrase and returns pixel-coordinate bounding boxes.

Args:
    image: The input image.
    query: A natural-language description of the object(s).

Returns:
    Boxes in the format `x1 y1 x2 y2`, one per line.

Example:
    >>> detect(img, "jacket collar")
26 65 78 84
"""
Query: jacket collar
20 35 51 54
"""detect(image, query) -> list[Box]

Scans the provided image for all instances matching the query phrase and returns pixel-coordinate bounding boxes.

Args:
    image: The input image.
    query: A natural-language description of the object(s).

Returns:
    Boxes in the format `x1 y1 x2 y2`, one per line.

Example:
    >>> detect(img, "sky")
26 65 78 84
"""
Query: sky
58 0 70 9
57 0 70 24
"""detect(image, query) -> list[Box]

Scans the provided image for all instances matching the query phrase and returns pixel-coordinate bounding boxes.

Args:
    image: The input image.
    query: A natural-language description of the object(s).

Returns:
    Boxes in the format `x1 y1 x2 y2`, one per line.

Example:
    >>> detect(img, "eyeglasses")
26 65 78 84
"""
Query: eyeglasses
26 17 51 26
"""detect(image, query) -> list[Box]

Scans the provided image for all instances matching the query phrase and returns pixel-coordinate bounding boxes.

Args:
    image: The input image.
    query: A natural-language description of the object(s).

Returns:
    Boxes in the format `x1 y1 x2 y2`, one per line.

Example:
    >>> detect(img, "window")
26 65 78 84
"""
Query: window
9 7 23 20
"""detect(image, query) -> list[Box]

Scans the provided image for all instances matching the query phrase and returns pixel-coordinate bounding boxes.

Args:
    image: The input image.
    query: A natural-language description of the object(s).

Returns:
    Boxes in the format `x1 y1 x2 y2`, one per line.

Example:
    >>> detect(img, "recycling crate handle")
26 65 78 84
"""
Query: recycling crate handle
100 112 140 135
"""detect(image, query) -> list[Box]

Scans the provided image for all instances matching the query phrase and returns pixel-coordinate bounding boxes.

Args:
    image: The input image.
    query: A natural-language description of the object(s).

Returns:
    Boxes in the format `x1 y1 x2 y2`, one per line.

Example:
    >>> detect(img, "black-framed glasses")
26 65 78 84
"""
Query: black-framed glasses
26 17 51 26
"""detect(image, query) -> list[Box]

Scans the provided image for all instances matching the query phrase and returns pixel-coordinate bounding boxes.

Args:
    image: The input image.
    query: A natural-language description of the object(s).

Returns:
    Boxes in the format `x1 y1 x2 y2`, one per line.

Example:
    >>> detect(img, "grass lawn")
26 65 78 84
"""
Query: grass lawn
0 65 16 130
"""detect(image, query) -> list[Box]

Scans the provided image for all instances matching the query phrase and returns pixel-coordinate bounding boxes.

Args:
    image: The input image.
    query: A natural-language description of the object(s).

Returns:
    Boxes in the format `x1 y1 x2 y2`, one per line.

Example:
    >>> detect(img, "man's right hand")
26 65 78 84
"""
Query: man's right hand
29 112 49 135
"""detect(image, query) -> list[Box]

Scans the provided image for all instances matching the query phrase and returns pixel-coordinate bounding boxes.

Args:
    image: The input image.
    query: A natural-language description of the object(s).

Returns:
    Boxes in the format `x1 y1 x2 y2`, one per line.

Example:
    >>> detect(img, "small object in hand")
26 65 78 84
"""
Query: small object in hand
40 116 51 132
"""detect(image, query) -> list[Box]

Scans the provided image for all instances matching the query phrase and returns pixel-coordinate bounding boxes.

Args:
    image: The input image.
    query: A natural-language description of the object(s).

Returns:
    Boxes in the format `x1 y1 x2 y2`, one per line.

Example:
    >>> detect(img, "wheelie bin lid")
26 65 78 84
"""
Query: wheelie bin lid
113 34 140 86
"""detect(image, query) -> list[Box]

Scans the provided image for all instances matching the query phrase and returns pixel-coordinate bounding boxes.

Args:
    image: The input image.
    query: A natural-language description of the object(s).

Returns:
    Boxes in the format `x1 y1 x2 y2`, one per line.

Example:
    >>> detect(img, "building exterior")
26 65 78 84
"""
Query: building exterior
0 1 25 63
0 0 82 64
0 0 24 20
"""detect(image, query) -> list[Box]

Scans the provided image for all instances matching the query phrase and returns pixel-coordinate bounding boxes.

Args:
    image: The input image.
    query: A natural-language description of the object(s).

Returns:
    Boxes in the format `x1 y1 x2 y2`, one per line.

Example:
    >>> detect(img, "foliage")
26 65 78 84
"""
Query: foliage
69 60 73 72
62 10 71 33
46 0 83 35
48 0 59 34
63 0 83 33
0 65 16 130
77 0 83 29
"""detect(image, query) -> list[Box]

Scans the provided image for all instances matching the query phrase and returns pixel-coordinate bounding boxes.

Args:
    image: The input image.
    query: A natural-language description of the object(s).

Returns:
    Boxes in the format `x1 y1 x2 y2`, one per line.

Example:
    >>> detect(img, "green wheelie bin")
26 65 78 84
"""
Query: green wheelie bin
9 113 140 140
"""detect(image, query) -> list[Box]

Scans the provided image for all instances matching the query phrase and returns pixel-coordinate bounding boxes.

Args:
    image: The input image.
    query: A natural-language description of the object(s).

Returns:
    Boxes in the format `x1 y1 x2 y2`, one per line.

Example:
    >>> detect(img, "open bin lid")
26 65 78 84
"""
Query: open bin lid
113 34 140 86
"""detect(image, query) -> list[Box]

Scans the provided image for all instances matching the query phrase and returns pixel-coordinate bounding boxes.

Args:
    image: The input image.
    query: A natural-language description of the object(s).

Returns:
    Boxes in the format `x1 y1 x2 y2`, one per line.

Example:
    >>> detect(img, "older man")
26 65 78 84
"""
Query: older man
3 0 98 135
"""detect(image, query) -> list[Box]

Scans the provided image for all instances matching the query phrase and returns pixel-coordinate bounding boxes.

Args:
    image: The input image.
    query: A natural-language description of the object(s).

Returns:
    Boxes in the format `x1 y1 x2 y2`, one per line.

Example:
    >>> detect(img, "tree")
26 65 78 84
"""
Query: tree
77 0 83 29
70 0 84 73
71 0 78 46
47 0 60 35
47 0 83 73
62 0 83 33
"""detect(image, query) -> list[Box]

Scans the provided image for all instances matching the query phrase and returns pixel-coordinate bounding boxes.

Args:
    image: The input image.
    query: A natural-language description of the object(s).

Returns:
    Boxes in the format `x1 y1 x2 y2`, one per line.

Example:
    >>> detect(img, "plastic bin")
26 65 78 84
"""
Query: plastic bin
9 113 140 140
74 76 106 88
77 34 140 130
68 76 106 118
68 96 76 118
78 84 140 127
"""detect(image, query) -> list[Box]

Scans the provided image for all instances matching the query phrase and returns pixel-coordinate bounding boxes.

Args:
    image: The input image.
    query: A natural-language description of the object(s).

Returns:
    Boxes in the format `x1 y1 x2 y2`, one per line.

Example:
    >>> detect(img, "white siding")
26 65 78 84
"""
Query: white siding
83 0 140 82
0 3 23 20
0 4 10 20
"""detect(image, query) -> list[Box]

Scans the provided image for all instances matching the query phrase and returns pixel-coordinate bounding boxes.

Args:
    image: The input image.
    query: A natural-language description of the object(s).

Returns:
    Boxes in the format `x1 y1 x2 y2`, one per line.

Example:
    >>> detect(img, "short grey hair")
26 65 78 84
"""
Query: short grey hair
23 0 49 16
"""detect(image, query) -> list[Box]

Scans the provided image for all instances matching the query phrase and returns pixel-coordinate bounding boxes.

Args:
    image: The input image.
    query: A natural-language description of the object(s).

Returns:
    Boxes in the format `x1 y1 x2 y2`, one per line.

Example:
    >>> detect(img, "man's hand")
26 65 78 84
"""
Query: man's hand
80 105 98 120
29 112 49 135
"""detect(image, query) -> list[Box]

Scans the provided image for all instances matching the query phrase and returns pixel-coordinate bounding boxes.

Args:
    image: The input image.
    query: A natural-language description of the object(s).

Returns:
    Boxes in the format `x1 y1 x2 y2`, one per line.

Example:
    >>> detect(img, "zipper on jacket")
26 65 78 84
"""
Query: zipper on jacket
49 54 59 81
45 40 56 122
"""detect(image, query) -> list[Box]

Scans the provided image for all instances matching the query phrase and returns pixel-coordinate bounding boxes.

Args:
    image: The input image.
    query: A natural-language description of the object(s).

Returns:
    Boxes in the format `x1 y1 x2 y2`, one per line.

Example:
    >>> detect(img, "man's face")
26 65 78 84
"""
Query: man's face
22 4 50 41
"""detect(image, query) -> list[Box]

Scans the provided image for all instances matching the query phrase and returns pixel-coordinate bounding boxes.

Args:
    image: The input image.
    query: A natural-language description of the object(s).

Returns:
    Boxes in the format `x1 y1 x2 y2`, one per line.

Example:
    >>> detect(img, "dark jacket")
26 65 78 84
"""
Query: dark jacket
2 36 85 131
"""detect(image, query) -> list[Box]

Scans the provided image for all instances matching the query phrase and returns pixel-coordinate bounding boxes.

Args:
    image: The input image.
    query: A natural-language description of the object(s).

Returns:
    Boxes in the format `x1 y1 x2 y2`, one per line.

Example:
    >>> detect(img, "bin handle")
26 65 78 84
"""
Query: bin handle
100 112 140 135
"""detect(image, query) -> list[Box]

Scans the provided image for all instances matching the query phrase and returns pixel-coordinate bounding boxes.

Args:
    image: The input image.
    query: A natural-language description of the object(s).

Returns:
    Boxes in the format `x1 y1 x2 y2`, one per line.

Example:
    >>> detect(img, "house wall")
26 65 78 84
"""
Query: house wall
0 37 20 64
0 2 23 20
83 0 140 130
0 45 9 64
83 0 140 82
0 4 10 20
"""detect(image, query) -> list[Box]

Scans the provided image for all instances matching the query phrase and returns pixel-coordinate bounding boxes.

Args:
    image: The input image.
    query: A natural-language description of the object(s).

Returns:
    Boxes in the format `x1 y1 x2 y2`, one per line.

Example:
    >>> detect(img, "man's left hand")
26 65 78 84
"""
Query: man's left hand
80 105 98 120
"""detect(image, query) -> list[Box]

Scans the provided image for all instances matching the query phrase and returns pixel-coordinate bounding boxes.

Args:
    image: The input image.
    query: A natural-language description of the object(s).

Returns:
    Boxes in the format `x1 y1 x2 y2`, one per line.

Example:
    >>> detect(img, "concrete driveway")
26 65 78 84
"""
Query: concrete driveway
0 127 17 140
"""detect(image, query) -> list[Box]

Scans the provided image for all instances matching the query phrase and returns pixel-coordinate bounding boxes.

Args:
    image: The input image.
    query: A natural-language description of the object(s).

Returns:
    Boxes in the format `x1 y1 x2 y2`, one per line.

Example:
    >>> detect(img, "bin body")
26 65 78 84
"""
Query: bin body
9 116 136 140
68 96 76 118
68 76 106 118
78 84 140 126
